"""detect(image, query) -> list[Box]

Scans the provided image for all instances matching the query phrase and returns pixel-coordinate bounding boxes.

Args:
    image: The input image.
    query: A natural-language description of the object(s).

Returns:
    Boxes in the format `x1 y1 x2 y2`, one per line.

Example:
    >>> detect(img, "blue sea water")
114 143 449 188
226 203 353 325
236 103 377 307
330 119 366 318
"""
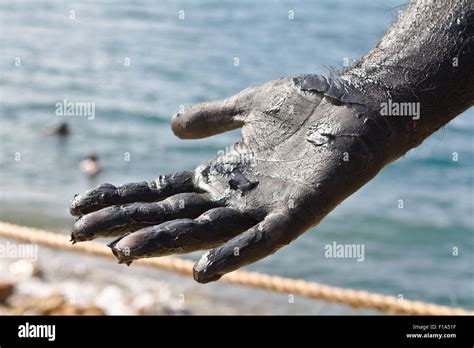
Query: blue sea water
0 0 472 312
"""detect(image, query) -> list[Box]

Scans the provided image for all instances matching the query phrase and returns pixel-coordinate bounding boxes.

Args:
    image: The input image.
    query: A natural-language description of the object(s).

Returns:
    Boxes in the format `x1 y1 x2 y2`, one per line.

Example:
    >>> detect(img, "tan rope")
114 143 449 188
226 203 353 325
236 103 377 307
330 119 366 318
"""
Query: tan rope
0 221 472 315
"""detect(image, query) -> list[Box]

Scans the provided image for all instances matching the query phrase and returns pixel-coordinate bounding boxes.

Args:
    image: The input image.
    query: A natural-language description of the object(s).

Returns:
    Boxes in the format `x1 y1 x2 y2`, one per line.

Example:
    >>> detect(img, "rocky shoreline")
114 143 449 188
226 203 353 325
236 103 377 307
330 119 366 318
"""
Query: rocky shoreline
0 237 348 315
0 286 104 315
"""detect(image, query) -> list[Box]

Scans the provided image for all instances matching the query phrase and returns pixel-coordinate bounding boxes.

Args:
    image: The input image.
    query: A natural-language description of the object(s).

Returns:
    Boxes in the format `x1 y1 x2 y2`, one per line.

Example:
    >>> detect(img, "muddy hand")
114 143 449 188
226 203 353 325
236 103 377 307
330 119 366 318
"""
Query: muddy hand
70 75 397 283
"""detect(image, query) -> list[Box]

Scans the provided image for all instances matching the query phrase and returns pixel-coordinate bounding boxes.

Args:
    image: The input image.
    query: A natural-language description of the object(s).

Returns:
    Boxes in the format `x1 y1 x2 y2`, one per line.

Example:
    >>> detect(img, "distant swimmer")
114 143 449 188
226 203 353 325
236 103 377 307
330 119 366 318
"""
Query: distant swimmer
80 154 101 178
42 122 70 136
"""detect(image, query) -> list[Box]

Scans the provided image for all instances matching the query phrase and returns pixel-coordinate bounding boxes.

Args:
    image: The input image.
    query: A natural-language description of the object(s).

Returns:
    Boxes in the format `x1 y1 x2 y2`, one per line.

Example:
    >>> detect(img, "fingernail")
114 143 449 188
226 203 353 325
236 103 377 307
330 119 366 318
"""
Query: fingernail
193 253 222 283
193 267 222 284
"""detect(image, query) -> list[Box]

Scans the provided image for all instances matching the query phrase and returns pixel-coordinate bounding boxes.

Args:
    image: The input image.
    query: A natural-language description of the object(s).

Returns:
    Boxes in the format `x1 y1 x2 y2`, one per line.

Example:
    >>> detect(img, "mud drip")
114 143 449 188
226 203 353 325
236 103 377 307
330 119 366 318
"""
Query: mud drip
306 127 336 147
228 170 259 192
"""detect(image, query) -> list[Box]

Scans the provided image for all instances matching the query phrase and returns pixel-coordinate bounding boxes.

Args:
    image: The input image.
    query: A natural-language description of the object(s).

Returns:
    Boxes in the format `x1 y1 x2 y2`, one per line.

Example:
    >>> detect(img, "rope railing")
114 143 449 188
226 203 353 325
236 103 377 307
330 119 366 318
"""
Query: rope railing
0 221 472 315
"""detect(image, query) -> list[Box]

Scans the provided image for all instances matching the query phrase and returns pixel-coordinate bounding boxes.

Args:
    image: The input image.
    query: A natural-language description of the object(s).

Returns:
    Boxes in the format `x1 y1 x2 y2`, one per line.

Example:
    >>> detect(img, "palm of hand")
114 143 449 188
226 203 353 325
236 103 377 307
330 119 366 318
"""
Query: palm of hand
70 75 386 283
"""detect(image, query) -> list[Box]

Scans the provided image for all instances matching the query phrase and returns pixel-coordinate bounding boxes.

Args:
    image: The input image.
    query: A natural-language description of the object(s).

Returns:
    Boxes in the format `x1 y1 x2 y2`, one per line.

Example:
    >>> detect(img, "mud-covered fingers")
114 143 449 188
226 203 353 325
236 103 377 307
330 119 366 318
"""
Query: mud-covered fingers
108 208 258 262
70 193 217 242
70 171 197 216
171 86 259 139
193 211 297 283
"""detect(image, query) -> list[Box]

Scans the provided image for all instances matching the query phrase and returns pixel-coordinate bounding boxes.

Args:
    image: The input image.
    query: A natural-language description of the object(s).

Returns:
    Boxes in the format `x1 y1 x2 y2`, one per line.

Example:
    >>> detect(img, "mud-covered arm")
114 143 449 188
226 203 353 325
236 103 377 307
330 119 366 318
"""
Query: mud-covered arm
341 0 473 158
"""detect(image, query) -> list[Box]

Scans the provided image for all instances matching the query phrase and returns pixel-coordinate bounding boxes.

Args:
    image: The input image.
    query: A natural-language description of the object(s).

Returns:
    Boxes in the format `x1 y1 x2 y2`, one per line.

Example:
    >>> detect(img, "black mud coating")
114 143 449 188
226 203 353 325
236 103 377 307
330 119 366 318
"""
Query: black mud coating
228 170 259 192
69 171 197 216
292 74 377 109
70 193 217 243
108 208 257 263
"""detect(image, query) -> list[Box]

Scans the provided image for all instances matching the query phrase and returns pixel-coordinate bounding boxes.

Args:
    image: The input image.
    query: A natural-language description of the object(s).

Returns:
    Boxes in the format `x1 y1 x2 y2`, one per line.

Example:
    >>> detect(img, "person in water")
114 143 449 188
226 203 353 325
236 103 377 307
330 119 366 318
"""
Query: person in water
80 153 101 178
69 0 473 283
42 122 70 136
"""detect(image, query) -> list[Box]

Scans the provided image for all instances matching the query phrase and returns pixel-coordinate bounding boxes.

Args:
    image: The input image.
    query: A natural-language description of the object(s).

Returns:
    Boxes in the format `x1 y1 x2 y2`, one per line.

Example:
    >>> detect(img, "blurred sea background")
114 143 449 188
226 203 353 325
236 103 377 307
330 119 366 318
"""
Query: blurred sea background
0 0 472 314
